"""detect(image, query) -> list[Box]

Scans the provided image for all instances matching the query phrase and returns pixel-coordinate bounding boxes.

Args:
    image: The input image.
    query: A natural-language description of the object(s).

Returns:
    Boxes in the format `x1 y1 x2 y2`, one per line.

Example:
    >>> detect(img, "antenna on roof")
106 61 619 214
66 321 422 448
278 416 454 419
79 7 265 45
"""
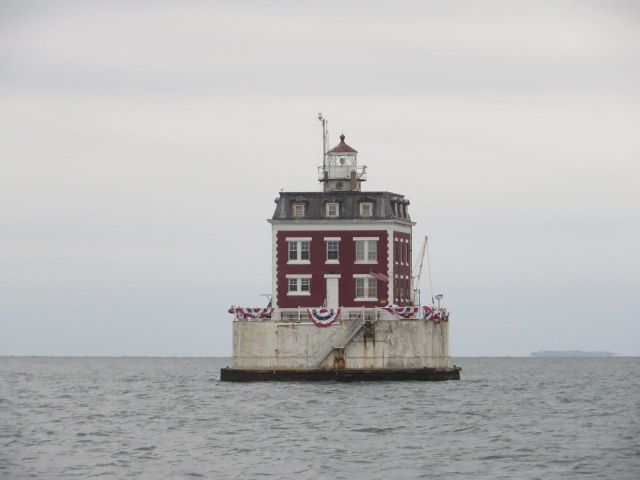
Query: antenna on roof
318 112 327 171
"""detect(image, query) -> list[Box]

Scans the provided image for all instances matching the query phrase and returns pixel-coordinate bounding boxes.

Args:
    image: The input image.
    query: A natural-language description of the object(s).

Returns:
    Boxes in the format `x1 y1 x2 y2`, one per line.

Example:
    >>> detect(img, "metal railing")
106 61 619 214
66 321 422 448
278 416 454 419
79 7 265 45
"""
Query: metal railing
274 307 388 323
230 306 428 322
317 165 367 182
312 316 366 368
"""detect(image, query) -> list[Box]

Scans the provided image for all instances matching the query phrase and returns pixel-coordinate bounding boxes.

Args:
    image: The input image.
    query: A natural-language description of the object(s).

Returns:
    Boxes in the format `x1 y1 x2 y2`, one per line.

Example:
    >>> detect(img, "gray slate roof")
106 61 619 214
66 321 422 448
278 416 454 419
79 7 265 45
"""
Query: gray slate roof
271 191 412 222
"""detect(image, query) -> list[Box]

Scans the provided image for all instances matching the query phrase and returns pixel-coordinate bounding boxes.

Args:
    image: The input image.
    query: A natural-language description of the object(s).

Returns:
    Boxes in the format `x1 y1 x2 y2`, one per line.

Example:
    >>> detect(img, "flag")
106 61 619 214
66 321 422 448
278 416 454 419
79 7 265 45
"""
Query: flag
369 270 389 282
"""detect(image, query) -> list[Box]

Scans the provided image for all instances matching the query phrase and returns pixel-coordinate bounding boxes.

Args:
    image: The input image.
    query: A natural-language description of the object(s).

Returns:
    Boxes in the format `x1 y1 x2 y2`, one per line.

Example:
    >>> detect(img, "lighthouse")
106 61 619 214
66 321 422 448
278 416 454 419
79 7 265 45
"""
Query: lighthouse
221 119 460 381
271 133 414 311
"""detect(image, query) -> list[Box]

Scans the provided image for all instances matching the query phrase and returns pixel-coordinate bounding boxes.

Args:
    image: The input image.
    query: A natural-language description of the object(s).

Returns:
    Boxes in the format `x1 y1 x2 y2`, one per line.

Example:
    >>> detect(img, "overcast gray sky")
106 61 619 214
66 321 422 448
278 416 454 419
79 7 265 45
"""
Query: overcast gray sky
1 1 638 356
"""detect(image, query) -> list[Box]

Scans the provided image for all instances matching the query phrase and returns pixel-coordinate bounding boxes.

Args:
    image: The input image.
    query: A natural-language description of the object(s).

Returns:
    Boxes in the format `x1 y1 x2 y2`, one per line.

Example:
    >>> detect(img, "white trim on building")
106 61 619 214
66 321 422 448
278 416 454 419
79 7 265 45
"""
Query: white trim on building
353 274 377 301
286 274 312 296
354 238 378 264
270 220 413 233
287 238 311 264
272 226 278 308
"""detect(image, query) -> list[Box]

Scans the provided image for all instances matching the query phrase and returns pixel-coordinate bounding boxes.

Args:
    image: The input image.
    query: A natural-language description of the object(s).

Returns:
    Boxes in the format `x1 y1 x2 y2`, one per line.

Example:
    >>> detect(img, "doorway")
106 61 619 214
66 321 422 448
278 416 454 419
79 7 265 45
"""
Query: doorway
325 275 340 307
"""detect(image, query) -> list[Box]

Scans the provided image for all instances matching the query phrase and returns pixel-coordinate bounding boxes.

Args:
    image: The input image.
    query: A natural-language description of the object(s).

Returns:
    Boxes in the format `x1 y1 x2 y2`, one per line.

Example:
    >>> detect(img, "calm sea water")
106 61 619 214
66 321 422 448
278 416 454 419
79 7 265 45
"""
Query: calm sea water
1 357 638 479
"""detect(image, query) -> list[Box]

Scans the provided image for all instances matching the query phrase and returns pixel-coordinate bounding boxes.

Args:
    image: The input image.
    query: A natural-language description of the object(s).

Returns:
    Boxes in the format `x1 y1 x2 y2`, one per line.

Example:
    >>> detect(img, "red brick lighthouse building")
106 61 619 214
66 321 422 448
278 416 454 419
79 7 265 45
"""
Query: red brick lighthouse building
221 119 458 381
270 133 414 310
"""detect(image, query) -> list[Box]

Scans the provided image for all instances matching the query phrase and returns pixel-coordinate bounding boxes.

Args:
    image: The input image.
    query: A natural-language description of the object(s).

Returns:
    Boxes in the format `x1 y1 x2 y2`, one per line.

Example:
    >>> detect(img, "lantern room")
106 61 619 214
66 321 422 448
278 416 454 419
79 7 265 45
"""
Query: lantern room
319 134 367 192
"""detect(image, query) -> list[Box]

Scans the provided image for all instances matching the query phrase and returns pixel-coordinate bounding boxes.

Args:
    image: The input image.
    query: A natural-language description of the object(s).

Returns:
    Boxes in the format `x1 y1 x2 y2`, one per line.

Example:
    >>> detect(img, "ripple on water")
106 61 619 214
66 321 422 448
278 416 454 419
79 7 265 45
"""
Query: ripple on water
1 357 639 480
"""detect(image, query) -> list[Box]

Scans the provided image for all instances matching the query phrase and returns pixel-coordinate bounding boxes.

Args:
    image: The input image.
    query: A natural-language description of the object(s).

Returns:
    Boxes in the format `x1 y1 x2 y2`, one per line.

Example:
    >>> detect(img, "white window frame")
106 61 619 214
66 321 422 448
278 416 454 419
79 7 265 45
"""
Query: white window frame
359 202 373 217
286 274 312 296
292 203 306 217
353 274 377 301
325 202 339 218
287 237 311 264
354 237 378 264
325 237 340 264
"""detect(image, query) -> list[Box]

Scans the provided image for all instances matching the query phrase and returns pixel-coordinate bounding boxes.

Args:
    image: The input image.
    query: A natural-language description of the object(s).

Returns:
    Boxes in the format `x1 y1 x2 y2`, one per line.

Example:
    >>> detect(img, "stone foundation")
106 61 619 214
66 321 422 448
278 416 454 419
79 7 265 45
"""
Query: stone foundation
232 319 451 370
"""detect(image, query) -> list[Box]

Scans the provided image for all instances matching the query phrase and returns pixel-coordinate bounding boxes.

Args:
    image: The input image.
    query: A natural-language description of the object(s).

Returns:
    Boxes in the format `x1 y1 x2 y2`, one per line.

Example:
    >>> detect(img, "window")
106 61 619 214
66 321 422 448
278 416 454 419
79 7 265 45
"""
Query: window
326 240 339 262
359 202 373 217
287 275 311 295
292 203 305 217
355 277 377 300
325 202 339 217
287 238 310 263
355 238 377 263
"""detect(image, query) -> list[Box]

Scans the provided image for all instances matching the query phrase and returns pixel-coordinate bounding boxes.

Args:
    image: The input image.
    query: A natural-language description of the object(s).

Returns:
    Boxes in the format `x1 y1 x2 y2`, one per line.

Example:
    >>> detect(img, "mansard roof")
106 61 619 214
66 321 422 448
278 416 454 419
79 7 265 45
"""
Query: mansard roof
326 134 358 154
271 191 413 223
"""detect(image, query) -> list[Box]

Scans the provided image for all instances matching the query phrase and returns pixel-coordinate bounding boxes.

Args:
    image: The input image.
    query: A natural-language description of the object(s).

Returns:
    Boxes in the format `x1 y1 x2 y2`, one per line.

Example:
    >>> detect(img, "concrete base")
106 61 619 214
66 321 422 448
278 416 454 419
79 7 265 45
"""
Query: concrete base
220 367 461 382
233 319 451 370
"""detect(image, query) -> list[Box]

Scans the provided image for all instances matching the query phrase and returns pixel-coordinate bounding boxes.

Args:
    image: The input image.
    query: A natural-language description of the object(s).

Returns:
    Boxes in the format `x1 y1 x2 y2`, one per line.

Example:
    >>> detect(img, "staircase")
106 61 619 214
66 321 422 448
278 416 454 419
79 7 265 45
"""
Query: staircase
313 317 365 368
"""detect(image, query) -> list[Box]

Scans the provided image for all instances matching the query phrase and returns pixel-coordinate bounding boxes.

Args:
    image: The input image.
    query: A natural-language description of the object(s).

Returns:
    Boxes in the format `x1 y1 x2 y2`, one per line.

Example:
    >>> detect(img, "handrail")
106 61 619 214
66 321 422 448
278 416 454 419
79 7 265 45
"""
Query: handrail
311 331 339 367
310 309 344 367
313 316 366 368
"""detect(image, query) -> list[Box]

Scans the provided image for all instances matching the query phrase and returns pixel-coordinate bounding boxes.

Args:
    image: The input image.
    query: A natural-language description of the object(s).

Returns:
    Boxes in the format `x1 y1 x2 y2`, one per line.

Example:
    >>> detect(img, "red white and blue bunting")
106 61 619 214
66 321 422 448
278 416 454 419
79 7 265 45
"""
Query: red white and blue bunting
307 307 341 327
228 307 274 321
384 305 419 319
423 305 449 323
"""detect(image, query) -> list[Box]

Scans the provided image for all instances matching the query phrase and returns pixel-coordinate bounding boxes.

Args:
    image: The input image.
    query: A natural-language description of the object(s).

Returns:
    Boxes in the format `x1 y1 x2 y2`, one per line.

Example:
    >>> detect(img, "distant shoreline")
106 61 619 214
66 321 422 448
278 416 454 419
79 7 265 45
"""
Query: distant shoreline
530 351 617 357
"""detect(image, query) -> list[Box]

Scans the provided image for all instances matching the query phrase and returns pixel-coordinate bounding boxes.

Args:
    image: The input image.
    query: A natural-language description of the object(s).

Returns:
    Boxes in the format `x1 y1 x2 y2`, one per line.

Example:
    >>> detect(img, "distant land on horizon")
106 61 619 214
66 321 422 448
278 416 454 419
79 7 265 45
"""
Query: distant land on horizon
530 351 617 357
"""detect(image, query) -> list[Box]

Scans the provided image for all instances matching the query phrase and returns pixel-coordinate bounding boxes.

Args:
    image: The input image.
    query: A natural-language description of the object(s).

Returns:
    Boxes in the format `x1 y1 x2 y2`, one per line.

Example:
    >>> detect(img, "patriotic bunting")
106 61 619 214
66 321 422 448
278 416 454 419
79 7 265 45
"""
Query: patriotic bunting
384 305 419 318
228 307 274 321
227 305 446 324
422 305 449 323
307 307 341 327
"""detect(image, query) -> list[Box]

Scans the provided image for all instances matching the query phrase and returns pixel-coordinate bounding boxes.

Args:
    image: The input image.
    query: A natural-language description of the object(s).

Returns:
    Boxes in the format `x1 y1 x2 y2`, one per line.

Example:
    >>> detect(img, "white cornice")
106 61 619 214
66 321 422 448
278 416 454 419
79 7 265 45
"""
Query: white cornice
269 220 413 233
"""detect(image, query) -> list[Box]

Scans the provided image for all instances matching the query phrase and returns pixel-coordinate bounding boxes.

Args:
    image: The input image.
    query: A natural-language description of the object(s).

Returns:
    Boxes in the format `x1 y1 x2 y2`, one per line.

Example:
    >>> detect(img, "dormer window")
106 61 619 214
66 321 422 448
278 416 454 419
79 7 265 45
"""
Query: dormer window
359 202 373 217
325 202 339 217
292 203 305 217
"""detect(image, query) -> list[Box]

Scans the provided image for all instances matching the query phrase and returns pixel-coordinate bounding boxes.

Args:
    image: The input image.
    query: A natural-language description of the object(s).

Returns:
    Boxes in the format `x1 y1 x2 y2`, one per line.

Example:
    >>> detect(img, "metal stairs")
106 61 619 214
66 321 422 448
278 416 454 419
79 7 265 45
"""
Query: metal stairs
313 317 365 368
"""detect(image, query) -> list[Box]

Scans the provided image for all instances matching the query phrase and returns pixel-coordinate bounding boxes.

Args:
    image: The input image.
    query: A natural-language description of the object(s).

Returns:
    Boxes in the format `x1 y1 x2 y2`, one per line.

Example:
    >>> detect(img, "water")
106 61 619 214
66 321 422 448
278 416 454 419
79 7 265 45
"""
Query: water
1 357 638 479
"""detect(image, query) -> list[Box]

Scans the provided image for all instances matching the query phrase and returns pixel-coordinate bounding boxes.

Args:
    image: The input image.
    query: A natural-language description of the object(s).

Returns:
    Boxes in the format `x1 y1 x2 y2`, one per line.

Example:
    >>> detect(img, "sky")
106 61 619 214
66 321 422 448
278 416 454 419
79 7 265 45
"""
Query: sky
1 0 638 356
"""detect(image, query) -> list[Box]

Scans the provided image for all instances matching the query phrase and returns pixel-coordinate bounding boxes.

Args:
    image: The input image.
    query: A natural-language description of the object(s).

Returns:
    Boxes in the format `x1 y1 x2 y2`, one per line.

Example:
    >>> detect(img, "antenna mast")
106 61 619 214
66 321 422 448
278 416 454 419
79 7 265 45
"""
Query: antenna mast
411 236 428 305
318 112 327 170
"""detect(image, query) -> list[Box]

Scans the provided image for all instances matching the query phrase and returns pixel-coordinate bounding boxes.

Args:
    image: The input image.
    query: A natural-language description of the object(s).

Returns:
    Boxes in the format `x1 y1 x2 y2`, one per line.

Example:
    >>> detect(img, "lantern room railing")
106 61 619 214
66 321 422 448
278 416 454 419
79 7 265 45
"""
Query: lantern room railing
317 165 367 182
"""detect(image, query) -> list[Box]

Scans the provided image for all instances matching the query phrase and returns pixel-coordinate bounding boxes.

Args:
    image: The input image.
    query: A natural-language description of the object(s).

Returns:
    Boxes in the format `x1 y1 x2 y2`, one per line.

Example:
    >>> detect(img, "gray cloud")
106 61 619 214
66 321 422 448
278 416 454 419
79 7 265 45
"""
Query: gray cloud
1 1 638 356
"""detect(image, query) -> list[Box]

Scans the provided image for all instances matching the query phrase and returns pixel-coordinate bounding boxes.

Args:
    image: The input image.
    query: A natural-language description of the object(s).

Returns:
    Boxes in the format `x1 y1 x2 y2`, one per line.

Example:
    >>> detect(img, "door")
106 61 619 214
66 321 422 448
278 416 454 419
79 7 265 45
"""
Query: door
326 277 339 307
